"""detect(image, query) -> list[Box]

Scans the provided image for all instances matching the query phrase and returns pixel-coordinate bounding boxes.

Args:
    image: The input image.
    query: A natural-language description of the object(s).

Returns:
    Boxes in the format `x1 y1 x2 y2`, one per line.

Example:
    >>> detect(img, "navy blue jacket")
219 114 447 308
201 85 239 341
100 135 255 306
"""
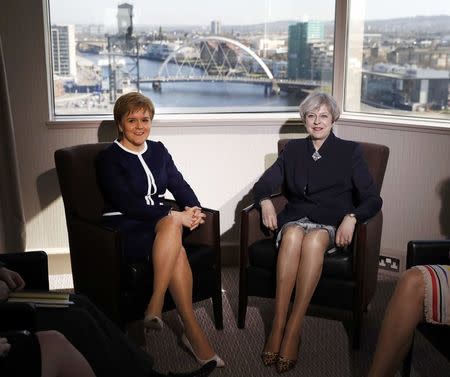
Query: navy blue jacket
95 140 200 224
253 132 382 228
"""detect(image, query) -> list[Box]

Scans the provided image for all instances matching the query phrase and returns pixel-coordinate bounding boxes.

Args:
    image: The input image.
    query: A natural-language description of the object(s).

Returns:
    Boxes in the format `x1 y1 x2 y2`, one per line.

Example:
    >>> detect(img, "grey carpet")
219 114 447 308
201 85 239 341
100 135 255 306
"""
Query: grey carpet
140 267 450 377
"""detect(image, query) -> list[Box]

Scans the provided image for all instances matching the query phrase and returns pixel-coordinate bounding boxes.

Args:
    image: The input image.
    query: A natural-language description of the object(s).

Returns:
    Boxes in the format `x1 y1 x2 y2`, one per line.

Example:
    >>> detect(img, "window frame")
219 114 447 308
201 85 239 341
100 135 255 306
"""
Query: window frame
43 0 450 132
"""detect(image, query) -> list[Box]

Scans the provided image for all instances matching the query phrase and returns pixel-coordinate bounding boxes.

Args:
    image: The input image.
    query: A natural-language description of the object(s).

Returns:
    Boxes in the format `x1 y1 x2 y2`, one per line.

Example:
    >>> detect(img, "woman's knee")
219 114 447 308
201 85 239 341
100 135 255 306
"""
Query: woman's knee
37 330 69 352
398 268 425 297
280 225 305 247
156 214 182 234
301 230 329 254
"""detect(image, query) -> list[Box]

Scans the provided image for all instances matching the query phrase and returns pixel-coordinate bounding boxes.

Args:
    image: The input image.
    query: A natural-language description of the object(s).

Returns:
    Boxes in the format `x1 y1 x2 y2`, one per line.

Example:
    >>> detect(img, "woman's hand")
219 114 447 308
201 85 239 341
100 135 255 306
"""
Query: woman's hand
261 199 278 231
185 206 206 230
0 281 9 302
335 215 357 248
170 210 195 229
0 267 25 292
170 207 206 231
0 337 11 357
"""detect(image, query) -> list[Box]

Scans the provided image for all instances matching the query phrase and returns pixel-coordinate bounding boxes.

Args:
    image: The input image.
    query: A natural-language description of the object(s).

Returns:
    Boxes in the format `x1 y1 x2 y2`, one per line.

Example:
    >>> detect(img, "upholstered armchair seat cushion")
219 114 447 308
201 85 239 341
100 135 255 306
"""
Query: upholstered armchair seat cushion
248 238 354 280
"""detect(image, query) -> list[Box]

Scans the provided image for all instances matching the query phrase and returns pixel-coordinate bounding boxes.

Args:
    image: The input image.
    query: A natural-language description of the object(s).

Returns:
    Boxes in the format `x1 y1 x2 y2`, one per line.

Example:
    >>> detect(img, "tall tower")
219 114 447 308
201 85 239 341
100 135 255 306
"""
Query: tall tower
117 3 133 37
51 25 77 78
211 20 221 35
287 22 311 80
306 21 325 43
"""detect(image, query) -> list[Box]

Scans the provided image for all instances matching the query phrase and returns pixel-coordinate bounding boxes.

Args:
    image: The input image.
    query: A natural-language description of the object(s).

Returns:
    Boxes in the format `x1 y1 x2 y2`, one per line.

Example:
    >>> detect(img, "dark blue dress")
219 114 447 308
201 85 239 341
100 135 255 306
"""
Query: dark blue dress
95 140 200 260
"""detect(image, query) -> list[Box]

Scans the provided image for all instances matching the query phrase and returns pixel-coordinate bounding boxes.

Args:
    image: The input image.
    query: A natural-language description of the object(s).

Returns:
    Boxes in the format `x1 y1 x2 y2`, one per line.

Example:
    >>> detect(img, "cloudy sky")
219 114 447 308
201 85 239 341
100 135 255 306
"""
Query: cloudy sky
49 0 449 26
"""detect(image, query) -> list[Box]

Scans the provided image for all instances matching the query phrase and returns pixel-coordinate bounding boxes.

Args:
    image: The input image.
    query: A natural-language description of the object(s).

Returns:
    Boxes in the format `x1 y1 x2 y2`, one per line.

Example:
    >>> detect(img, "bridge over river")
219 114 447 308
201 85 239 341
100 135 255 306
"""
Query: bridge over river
131 36 325 95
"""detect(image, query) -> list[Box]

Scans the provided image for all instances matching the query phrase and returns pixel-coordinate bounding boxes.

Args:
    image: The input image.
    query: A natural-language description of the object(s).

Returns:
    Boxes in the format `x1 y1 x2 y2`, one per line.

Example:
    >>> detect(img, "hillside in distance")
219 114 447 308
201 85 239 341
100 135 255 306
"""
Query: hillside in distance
135 15 449 37
365 15 450 34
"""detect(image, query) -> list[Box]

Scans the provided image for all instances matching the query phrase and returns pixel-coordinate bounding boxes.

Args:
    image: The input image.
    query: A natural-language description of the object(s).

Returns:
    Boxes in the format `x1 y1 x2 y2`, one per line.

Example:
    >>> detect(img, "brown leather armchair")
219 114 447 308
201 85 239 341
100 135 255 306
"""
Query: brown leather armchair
54 143 223 329
402 240 450 376
238 139 389 348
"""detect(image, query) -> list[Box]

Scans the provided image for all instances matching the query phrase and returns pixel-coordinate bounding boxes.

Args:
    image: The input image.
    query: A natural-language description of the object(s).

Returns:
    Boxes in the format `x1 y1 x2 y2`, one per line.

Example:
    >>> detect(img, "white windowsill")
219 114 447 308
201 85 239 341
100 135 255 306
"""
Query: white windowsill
46 111 450 134
46 111 302 128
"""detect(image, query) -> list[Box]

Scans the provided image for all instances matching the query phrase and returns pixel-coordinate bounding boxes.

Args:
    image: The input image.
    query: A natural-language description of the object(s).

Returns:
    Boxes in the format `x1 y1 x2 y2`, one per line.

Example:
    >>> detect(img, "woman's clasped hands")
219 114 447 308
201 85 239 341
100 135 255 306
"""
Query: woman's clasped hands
170 206 206 231
186 206 206 230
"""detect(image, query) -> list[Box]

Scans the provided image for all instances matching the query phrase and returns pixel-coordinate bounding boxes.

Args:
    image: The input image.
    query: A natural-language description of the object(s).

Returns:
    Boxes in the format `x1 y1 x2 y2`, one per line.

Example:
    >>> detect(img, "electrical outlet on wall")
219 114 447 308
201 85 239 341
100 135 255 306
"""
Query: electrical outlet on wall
379 255 400 272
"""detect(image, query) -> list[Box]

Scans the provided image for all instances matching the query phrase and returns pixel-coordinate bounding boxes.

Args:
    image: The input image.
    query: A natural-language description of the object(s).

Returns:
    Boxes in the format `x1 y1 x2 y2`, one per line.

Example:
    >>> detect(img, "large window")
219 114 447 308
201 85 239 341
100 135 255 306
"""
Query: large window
47 0 449 123
49 0 334 116
345 1 450 122
47 0 336 116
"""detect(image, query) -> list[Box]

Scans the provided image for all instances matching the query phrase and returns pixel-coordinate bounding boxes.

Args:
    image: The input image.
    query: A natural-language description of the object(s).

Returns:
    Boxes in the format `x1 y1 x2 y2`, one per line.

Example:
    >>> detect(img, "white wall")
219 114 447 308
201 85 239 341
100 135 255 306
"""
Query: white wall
1 1 449 268
335 121 450 258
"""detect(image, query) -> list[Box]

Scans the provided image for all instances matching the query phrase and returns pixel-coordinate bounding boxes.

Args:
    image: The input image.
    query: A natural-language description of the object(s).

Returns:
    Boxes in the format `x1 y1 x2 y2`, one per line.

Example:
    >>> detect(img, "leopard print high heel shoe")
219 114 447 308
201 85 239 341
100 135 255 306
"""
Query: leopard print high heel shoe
275 356 297 374
261 351 279 367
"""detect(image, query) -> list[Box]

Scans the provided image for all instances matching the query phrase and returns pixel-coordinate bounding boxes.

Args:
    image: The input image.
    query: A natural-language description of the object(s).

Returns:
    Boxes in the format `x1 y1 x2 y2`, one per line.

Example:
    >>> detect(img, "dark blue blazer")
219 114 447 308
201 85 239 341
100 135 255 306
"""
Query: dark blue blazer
95 140 200 224
253 132 382 228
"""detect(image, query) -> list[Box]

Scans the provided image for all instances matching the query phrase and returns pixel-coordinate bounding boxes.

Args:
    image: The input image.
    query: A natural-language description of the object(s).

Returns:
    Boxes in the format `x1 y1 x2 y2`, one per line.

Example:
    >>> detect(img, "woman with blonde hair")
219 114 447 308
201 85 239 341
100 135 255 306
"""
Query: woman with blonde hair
254 92 382 373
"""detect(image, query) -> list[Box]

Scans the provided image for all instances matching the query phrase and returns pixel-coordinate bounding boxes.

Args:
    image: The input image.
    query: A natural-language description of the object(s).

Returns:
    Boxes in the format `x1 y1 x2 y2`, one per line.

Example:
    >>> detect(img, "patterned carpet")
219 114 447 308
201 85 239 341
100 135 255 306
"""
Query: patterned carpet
49 268 449 376
133 267 449 377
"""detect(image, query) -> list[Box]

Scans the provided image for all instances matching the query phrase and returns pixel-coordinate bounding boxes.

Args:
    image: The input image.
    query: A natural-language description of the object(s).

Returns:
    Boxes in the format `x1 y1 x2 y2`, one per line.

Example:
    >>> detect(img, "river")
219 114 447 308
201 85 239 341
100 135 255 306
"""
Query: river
80 53 302 111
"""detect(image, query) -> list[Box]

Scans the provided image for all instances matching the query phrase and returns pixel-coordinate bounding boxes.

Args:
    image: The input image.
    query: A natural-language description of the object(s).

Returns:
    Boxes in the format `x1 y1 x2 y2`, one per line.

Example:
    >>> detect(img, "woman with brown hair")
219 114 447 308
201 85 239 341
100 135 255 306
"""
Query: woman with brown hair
95 92 223 368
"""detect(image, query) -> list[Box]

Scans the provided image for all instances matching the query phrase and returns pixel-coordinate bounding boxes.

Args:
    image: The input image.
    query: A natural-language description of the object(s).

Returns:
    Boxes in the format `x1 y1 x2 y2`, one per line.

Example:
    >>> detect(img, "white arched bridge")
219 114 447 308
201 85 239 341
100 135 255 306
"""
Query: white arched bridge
135 36 322 95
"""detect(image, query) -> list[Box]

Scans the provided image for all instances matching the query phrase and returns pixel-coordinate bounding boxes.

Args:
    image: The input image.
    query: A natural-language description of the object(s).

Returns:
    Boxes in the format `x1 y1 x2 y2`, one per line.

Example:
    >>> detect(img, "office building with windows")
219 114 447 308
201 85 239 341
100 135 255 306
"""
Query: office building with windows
287 22 311 80
362 64 450 111
51 24 76 78
211 20 221 35
287 21 326 80
306 20 325 43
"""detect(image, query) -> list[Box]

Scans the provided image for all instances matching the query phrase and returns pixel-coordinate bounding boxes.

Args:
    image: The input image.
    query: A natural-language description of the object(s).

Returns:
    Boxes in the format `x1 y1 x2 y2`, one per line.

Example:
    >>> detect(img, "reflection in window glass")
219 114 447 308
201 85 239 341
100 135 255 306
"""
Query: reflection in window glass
48 0 335 116
346 1 450 121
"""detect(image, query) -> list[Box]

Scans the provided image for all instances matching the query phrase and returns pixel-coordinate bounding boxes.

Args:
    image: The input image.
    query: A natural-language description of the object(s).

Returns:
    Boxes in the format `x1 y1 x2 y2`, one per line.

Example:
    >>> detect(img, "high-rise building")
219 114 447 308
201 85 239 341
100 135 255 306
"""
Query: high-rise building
287 23 311 80
51 25 76 78
306 21 325 43
287 21 326 80
211 20 221 35
117 3 133 36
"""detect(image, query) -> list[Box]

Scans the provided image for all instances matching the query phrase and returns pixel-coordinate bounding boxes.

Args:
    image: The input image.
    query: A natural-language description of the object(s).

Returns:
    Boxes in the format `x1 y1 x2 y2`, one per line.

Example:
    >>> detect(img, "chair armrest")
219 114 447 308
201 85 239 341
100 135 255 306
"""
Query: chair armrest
0 302 37 332
0 251 49 291
66 216 122 321
241 194 287 248
184 207 220 249
164 199 219 247
353 210 383 307
240 193 287 269
407 240 450 268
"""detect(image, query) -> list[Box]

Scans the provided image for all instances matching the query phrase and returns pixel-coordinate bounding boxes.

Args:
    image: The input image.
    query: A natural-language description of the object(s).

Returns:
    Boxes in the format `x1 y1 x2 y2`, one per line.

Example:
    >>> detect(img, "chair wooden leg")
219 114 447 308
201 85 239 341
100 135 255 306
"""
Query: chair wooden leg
352 312 362 350
212 290 223 330
238 287 248 329
402 334 414 377
237 300 247 329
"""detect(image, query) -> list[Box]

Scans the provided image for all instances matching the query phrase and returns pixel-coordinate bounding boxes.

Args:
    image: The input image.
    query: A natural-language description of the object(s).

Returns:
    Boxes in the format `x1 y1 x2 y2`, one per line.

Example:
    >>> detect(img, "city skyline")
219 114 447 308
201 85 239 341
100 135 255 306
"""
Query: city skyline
49 0 450 26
